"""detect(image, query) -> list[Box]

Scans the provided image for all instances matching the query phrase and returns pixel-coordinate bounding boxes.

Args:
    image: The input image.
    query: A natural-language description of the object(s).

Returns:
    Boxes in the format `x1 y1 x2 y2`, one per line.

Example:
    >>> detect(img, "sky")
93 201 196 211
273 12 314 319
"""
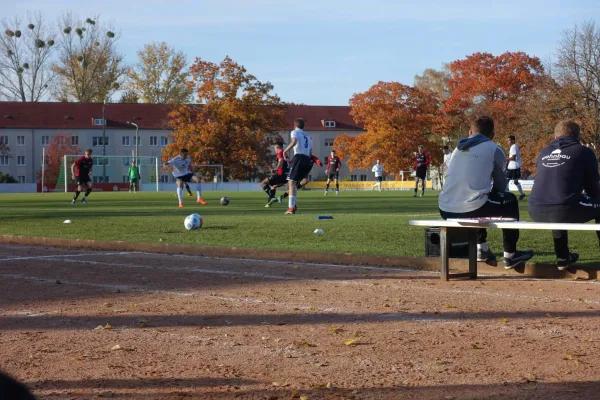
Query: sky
3 0 599 105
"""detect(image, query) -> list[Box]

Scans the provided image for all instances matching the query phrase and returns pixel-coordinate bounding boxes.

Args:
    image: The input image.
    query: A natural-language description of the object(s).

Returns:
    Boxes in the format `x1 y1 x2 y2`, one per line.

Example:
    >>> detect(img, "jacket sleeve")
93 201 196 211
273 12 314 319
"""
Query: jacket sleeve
491 147 508 192
583 150 600 198
425 152 431 167
336 157 342 171
413 157 417 170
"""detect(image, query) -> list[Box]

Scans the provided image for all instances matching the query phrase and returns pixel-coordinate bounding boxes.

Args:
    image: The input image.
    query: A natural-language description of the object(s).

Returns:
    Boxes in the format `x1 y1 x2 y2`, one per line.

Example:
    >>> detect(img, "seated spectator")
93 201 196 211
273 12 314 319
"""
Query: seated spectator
439 115 534 269
528 120 600 270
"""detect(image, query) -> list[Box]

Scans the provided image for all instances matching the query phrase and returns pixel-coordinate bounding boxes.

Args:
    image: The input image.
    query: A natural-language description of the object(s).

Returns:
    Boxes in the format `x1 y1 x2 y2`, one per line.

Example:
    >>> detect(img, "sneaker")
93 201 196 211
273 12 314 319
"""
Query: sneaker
264 203 271 208
277 196 283 204
267 197 278 206
504 250 535 270
197 198 207 205
284 208 295 215
71 199 76 206
188 192 193 197
336 191 339 196
557 252 579 271
179 202 184 208
477 248 497 265
519 193 526 201
420 193 424 197
414 193 418 197
324 191 328 196
81 198 87 205
129 190 132 193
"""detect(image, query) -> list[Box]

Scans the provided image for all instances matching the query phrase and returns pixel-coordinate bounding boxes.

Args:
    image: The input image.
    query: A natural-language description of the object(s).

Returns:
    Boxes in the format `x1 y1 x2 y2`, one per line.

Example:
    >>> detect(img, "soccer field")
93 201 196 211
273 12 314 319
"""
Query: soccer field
1 190 599 264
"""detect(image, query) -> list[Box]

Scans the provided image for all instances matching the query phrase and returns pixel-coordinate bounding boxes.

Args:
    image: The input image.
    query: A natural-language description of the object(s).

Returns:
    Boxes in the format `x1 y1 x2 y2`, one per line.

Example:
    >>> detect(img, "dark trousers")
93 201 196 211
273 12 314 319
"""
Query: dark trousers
529 198 600 259
439 191 520 253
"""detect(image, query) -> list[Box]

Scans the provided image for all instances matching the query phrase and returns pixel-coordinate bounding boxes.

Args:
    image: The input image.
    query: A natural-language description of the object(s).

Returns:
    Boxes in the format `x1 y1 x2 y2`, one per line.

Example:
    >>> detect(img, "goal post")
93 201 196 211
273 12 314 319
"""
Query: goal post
51 155 160 193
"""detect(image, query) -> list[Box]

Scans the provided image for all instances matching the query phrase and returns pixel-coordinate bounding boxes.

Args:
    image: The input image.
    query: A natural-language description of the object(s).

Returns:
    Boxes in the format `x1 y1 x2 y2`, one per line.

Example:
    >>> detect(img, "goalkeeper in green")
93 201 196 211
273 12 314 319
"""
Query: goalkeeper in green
128 161 141 193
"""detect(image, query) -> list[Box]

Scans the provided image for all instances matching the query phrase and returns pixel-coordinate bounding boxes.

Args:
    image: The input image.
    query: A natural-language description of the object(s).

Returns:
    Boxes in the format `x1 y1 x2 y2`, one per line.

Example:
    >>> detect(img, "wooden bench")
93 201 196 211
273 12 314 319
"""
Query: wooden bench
409 220 600 281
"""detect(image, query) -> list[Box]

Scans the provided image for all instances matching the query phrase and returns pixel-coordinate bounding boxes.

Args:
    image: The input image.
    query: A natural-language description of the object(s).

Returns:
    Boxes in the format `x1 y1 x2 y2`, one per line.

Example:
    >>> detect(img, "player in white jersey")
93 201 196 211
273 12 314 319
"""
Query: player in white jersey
283 118 313 215
506 136 526 201
371 160 384 191
165 148 207 208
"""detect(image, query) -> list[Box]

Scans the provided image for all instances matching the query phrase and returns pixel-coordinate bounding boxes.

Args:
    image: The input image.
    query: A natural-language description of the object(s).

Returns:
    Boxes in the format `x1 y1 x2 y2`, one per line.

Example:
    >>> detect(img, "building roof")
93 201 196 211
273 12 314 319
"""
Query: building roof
0 102 363 132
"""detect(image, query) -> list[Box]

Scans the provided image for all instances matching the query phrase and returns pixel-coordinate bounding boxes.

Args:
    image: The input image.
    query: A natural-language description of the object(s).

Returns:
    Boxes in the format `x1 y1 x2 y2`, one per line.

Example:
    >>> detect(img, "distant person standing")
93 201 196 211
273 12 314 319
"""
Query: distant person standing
71 148 93 205
371 160 384 191
324 150 341 196
506 136 526 200
413 145 430 197
128 161 141 193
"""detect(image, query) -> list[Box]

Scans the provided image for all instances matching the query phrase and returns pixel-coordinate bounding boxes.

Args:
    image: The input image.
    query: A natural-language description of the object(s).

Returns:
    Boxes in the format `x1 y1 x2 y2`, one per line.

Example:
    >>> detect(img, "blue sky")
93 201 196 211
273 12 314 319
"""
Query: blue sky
4 0 599 105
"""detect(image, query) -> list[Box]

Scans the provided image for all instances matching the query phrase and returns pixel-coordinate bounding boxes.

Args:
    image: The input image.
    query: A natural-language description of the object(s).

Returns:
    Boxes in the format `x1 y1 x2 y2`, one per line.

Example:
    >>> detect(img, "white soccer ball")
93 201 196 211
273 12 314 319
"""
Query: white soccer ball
184 214 202 230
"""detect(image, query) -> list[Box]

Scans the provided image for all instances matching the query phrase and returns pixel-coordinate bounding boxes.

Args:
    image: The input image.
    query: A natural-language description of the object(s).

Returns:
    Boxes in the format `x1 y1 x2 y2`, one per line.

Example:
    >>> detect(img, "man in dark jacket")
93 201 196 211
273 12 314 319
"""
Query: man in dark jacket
529 120 600 270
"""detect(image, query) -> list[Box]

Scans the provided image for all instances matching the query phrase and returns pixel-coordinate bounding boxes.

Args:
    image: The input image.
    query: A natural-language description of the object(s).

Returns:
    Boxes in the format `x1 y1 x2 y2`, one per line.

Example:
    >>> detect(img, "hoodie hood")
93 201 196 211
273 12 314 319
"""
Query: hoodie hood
550 136 581 150
457 133 490 151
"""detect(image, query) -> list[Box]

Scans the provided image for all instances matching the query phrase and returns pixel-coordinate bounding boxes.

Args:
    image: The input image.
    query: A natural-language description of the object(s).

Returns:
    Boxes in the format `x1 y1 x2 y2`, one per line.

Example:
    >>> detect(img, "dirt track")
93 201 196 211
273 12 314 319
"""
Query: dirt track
1 244 600 399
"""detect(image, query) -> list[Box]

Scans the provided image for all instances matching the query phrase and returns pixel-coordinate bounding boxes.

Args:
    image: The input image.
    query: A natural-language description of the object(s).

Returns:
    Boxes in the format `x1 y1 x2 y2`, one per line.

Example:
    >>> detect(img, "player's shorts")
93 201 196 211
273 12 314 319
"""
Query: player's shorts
268 173 288 188
288 154 313 182
130 178 139 184
75 174 91 185
328 173 339 180
506 168 521 180
416 168 427 180
175 173 194 183
376 176 383 182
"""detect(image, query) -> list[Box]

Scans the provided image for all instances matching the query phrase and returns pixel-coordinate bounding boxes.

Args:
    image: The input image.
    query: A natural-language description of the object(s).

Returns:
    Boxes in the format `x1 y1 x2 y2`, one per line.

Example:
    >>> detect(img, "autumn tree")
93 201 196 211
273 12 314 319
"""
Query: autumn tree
555 21 600 143
53 14 126 102
334 82 440 175
414 65 451 100
128 42 191 104
0 12 57 101
37 132 81 184
166 56 286 180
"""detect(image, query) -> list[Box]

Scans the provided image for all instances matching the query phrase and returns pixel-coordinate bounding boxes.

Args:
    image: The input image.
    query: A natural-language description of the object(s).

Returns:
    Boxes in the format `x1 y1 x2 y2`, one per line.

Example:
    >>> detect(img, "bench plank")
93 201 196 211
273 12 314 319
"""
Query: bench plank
409 220 600 231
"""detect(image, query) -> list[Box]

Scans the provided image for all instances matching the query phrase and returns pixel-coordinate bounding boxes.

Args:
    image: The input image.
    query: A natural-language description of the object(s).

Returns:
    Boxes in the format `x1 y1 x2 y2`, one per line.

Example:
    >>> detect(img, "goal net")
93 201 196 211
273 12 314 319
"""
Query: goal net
44 155 160 193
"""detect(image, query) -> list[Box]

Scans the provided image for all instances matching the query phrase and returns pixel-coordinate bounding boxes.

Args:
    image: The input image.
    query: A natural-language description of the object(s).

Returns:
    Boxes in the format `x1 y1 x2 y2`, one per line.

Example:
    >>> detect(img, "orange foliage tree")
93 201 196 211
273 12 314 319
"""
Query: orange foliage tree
166 56 286 180
37 132 81 184
334 82 440 174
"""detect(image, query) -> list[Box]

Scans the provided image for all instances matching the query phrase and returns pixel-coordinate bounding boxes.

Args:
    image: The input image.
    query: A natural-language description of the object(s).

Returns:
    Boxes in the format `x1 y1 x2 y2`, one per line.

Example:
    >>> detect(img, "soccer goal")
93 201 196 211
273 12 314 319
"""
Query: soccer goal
190 164 224 191
48 155 161 193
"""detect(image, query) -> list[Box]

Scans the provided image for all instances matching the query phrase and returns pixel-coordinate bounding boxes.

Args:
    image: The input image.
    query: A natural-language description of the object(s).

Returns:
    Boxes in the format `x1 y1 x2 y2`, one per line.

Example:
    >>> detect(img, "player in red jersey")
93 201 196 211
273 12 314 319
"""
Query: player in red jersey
276 154 323 206
324 150 342 196
413 145 430 197
71 148 94 205
262 142 289 207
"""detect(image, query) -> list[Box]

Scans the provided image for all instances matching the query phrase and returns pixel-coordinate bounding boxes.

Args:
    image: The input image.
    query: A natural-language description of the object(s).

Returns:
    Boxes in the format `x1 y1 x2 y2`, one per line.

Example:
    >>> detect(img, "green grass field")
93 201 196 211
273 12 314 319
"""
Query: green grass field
1 190 599 264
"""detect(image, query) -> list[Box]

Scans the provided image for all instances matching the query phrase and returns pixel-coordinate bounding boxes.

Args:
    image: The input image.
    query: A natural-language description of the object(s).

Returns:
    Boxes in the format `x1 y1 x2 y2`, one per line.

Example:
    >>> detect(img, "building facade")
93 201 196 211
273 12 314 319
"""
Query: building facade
0 102 368 185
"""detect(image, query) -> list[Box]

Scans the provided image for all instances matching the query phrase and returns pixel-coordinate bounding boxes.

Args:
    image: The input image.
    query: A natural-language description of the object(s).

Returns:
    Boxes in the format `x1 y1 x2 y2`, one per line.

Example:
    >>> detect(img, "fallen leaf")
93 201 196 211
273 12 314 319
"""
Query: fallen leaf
326 382 333 389
111 345 122 351
581 338 593 343
300 396 309 400
293 342 316 348
526 375 537 383
575 359 583 365
578 298 584 302
94 325 104 330
564 354 573 360
131 303 137 309
293 265 300 269
271 381 290 387
344 339 358 346
330 326 344 334
310 307 319 312
313 362 329 367
471 343 484 350
104 323 112 330
500 317 509 324
445 304 456 309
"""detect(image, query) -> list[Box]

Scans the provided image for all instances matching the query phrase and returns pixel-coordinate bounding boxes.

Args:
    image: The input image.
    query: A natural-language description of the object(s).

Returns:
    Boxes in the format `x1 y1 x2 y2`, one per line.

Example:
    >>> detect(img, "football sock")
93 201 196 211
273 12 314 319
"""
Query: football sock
477 243 489 252
196 184 202 200
263 185 270 196
73 191 80 200
422 188 425 195
504 252 515 259
414 188 418 195
516 183 524 196
325 183 329 192
271 189 276 199
335 182 339 192
84 188 92 198
186 184 192 195
289 195 297 209
281 192 289 199
177 188 183 203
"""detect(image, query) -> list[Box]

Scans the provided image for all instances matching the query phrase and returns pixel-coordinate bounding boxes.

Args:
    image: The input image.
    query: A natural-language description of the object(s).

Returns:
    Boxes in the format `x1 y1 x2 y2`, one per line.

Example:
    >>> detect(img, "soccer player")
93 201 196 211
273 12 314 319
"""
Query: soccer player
324 150 341 196
263 142 289 207
71 148 93 205
283 118 313 215
413 145 430 197
529 120 600 269
371 160 384 191
165 148 207 208
128 161 141 193
276 155 323 205
439 115 534 269
506 135 526 200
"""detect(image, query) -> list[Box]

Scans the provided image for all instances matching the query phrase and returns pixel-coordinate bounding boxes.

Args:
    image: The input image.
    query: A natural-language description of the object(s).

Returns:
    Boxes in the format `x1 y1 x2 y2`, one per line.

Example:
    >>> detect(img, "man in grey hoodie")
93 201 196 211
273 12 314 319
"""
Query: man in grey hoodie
438 116 534 269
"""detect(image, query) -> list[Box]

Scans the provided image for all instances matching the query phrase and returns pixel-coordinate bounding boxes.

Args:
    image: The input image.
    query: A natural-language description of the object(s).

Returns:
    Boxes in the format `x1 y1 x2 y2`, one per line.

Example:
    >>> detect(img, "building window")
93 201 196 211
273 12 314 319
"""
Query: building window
93 118 104 126
160 136 168 146
150 136 158 146
0 155 8 166
17 136 25 146
17 156 25 166
41 136 50 146
71 136 79 145
148 158 157 165
360 174 367 181
324 120 336 128
92 176 109 183
351 175 357 181
93 157 110 166
122 175 129 183
122 136 130 146
324 138 335 147
93 136 109 146
17 176 25 183
159 175 169 183
0 136 8 146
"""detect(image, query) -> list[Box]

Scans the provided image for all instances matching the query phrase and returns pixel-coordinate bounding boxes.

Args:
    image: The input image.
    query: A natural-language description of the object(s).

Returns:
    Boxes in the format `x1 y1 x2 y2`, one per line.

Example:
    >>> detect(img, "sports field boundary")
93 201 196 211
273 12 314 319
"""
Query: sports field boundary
0 234 598 280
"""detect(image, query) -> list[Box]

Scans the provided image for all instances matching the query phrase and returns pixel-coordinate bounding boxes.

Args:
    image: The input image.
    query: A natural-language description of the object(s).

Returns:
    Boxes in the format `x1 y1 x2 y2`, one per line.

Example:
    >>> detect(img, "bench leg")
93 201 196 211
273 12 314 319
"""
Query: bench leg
468 229 478 279
440 227 449 281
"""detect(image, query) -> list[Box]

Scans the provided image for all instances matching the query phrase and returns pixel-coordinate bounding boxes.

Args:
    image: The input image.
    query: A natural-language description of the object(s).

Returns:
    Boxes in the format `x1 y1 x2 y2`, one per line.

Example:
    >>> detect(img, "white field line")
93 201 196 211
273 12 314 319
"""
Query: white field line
0 252 140 262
